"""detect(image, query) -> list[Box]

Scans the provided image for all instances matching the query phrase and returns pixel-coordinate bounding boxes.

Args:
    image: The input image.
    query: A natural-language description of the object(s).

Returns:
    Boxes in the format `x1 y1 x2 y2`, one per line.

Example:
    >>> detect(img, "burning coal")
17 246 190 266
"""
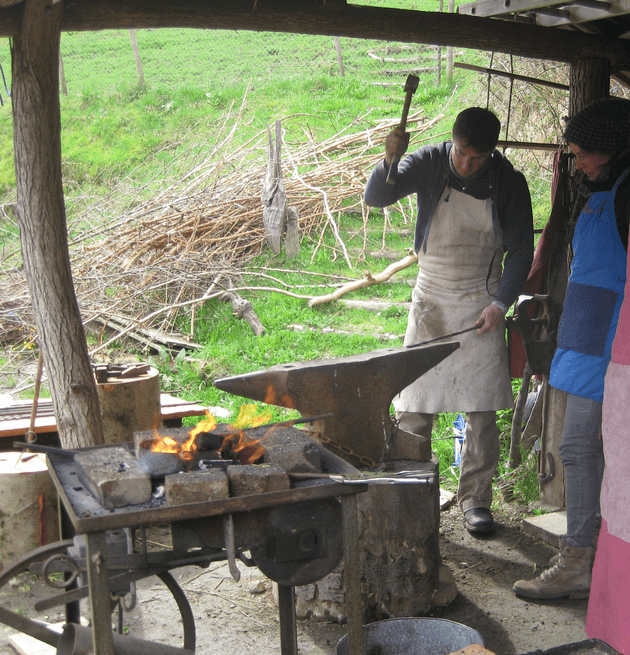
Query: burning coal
142 404 275 466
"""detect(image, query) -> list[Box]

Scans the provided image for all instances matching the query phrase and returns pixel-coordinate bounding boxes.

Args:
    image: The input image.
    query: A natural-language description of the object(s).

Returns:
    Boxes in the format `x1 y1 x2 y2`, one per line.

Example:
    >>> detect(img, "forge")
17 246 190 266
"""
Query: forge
213 341 462 622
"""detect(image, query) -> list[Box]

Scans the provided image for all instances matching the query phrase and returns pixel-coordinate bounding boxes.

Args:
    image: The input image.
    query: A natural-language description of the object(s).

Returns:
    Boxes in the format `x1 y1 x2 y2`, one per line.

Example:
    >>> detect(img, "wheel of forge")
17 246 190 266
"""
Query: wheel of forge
0 538 197 653
250 498 343 587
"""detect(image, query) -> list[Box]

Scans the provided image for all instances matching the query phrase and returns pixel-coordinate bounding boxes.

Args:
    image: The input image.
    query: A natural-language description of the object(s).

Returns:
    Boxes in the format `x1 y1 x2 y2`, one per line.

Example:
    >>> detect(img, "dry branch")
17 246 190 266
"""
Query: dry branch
308 251 418 307
1 103 445 351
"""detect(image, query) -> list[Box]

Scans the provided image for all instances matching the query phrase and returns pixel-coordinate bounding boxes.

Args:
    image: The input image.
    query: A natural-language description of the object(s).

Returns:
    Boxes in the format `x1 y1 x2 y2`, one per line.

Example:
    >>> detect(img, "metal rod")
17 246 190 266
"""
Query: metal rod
13 442 78 456
277 584 298 655
222 513 241 582
406 324 478 348
0 606 60 647
56 623 194 655
86 531 116 655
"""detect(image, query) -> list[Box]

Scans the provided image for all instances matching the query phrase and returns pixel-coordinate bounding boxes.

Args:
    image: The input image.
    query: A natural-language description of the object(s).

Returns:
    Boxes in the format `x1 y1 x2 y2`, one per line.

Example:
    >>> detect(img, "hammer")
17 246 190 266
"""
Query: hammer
386 74 420 185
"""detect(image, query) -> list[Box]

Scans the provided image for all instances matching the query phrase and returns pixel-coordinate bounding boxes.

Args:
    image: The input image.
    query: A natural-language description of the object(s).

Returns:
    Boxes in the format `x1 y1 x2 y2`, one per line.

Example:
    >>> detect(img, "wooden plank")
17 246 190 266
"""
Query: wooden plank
0 394 208 438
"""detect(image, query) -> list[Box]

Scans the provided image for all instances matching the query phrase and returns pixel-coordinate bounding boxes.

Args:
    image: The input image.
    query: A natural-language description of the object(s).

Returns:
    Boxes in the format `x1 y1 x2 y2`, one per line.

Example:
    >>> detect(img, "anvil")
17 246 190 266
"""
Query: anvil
213 342 458 466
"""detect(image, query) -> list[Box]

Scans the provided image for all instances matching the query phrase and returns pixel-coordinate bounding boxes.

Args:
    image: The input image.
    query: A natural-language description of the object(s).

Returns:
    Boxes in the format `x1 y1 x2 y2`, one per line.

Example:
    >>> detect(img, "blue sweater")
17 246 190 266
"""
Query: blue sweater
364 140 534 308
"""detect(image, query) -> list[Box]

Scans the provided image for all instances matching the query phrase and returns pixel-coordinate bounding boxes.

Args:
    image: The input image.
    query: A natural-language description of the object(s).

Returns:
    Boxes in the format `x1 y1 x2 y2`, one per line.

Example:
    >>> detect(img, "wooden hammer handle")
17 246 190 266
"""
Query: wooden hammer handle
386 75 419 185
386 92 414 185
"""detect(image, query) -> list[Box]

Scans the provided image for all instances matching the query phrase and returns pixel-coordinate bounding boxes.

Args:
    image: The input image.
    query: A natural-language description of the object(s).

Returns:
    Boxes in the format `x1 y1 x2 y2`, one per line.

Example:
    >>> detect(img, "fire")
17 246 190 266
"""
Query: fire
145 405 280 466
222 404 272 464
144 427 201 462
189 411 218 439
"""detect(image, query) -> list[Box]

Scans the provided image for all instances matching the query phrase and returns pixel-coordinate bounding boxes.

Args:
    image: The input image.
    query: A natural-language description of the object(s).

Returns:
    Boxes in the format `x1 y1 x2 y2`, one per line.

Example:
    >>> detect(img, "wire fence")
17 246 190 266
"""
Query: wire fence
52 29 447 96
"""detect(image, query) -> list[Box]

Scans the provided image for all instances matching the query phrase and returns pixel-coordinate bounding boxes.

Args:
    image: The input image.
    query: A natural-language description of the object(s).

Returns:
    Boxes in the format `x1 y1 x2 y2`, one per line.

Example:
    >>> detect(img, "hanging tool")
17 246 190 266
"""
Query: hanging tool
386 74 420 185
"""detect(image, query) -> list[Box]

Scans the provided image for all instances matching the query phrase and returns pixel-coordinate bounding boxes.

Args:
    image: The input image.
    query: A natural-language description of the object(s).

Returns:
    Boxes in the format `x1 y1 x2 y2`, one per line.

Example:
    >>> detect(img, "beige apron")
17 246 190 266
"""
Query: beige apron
395 186 513 414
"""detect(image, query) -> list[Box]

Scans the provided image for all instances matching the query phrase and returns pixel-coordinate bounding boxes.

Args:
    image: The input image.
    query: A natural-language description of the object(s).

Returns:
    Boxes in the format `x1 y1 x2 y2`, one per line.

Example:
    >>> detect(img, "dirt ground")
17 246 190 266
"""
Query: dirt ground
0 498 599 655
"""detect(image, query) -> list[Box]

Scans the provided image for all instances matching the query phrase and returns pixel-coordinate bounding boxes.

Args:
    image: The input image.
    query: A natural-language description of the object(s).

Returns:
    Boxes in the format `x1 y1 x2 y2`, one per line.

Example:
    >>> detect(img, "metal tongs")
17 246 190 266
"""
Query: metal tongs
289 470 434 485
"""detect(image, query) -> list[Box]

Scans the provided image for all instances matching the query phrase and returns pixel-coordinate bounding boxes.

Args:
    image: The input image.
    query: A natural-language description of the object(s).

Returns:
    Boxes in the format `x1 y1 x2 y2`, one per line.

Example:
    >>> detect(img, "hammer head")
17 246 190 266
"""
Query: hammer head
404 74 420 94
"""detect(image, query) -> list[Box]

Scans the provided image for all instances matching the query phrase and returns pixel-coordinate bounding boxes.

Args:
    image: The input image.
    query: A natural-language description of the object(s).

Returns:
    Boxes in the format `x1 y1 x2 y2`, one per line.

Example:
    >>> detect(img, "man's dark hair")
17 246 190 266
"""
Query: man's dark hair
452 107 501 153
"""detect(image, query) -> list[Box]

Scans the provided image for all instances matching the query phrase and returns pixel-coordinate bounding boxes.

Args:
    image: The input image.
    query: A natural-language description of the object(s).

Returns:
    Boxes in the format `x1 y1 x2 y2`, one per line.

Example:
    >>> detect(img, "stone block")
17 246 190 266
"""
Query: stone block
262 429 322 473
383 429 431 462
74 447 152 509
165 469 229 505
521 510 566 549
227 464 290 496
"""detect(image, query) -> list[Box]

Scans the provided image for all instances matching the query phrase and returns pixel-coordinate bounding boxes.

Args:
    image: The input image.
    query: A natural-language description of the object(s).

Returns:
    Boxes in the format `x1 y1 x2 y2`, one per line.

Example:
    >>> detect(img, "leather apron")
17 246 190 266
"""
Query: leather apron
394 186 513 414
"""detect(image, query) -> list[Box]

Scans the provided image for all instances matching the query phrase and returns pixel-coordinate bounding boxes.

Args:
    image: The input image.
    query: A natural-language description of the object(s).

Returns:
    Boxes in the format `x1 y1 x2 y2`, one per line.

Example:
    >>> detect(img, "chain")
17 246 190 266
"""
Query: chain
318 433 380 468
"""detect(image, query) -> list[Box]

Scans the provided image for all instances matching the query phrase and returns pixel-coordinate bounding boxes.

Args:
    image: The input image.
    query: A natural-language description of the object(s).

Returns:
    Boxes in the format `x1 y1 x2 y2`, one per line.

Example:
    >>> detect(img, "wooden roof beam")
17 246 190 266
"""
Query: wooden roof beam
1 0 630 66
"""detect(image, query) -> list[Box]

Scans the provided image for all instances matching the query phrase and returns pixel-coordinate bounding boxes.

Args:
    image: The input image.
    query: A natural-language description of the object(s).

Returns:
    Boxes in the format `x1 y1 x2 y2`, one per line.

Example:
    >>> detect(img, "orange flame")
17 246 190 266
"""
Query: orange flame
145 405 279 466
144 430 200 462
189 410 218 439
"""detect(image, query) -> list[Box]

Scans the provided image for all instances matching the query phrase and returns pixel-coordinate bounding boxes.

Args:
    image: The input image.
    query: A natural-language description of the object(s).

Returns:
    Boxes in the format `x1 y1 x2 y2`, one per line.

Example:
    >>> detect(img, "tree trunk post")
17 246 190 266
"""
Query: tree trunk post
12 0 105 449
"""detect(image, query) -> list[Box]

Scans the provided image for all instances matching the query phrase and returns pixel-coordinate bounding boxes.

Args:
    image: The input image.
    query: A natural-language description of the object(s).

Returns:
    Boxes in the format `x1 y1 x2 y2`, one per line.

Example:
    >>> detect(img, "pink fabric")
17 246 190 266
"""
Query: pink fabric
612 277 630 365
600 363 630 543
586 520 630 652
587 241 630 647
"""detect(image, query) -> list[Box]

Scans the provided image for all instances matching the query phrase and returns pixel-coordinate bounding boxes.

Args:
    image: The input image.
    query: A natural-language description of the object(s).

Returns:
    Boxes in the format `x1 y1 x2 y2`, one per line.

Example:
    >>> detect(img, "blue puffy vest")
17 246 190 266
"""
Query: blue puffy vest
550 172 628 402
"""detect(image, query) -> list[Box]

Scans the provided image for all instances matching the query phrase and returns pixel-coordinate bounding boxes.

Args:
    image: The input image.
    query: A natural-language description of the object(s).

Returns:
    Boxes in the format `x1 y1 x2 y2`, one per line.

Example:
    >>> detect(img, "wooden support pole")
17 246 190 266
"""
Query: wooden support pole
12 0 105 449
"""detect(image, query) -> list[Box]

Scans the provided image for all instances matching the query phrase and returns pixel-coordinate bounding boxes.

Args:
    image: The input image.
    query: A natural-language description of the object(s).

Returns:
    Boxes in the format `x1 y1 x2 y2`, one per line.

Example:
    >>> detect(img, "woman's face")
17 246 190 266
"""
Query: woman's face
568 142 613 180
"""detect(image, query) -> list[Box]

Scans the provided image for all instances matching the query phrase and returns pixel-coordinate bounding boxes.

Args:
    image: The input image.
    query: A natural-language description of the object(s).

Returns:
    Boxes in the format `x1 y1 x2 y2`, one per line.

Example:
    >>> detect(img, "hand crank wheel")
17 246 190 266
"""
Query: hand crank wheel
250 498 343 586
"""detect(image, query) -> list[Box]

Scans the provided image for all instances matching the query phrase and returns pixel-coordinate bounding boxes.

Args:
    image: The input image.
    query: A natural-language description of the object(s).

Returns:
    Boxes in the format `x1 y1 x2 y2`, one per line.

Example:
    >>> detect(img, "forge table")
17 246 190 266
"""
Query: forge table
45 446 367 655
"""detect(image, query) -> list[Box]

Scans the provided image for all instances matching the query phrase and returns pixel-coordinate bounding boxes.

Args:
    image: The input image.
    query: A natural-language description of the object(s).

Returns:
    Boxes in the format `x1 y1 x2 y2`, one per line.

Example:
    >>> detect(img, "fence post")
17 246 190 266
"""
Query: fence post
59 53 67 96
334 37 345 77
447 0 454 82
129 29 145 88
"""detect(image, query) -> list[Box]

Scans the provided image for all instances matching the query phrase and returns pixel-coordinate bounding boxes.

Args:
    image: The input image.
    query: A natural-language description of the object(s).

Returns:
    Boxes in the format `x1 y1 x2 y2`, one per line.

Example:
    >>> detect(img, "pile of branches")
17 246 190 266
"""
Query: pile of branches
1 101 445 352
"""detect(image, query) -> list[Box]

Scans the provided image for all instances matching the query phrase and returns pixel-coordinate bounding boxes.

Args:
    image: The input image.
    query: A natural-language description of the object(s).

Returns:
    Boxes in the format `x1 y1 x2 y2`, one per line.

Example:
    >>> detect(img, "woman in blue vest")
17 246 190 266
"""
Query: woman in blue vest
514 97 630 600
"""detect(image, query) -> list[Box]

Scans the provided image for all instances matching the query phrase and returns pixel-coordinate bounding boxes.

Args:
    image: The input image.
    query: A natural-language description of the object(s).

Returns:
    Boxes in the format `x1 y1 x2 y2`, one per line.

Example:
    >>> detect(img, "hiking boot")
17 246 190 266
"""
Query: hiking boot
547 520 601 568
513 539 593 600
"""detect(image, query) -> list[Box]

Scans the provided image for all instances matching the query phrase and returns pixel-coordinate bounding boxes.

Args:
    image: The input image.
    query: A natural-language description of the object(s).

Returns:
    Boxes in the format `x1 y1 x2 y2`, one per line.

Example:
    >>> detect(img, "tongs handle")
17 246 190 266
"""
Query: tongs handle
406 324 479 348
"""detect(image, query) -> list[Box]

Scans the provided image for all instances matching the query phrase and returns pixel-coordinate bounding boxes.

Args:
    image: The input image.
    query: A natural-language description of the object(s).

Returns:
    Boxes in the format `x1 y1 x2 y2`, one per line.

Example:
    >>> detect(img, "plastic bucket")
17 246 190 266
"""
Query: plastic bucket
335 617 484 655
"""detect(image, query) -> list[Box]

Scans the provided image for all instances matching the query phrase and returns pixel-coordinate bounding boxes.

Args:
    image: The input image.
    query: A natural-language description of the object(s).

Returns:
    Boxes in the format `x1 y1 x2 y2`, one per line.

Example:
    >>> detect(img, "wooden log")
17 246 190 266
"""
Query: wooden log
0 453 60 568
1 0 628 66
262 120 287 255
221 291 266 337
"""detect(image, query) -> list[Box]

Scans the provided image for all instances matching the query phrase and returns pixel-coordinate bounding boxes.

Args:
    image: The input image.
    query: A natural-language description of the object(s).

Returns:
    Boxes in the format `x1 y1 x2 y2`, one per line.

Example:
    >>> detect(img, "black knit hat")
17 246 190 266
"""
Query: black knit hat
564 97 630 153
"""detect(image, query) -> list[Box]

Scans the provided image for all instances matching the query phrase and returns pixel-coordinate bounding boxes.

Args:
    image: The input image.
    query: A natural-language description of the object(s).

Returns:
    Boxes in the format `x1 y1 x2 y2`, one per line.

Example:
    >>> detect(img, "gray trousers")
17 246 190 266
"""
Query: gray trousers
560 393 604 548
397 410 500 512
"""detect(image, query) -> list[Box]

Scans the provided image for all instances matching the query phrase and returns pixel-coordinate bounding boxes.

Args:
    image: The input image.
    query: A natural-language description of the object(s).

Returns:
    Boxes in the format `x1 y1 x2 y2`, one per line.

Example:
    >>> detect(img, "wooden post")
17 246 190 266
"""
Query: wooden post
538 58 610 510
130 29 145 88
447 0 454 83
334 36 345 77
12 0 105 449
59 52 67 96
